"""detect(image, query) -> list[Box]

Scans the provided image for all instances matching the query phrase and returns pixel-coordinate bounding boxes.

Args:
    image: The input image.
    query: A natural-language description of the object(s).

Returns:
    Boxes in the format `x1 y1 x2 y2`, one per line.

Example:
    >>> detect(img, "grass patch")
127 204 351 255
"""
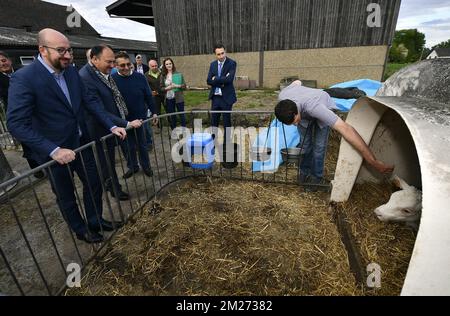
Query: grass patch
384 63 412 81
237 89 277 99
183 90 210 108
182 89 278 110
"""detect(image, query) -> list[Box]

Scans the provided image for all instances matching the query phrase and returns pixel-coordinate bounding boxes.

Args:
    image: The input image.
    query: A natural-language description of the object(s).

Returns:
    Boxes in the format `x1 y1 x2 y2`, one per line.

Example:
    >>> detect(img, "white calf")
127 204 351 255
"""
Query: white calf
374 176 422 225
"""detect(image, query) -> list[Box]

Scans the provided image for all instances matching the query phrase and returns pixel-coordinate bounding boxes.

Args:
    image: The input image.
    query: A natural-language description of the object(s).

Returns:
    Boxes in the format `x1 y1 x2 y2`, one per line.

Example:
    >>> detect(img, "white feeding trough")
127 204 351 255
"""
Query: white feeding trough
330 59 450 296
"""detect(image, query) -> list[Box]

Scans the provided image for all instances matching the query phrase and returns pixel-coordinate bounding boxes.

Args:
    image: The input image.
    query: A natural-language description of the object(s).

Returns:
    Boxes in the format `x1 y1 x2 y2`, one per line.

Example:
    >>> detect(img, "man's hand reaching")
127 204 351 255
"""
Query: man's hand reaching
371 160 395 175
151 114 159 126
112 127 127 140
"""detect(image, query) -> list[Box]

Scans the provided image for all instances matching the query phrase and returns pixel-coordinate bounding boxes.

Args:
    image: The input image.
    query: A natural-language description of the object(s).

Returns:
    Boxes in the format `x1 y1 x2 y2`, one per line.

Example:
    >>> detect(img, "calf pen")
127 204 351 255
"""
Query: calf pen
0 106 427 296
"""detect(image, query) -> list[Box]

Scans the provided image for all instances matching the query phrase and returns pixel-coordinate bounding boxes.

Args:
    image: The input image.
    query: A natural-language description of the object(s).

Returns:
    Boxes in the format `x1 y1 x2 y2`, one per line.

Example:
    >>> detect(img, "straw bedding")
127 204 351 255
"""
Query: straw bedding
68 178 363 296
67 130 416 296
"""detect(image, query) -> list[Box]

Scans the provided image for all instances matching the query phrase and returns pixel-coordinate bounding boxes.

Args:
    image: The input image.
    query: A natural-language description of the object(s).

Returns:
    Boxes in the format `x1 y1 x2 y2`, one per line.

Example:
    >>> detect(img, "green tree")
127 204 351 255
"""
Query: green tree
433 39 450 49
421 47 432 60
389 29 426 63
389 43 410 63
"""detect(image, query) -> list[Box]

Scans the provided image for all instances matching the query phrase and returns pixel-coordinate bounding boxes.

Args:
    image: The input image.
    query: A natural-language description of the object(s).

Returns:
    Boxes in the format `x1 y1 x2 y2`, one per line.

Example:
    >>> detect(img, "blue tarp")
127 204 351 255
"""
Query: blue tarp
251 120 299 173
330 79 382 112
252 79 382 172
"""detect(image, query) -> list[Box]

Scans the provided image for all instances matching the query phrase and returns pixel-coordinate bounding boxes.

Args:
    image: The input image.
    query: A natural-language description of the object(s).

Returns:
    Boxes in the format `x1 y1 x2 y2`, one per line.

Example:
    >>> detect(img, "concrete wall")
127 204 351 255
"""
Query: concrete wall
162 45 388 89
165 52 260 90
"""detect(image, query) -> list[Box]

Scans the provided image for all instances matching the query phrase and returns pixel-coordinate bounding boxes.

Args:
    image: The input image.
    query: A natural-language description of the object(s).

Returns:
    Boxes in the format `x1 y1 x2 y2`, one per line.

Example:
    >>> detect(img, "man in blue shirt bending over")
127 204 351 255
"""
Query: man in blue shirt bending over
112 51 157 179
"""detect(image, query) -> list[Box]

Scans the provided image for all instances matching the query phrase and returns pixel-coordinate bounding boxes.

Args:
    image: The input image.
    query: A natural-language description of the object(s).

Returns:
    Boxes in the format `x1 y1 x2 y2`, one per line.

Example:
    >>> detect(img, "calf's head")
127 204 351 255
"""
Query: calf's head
374 176 422 223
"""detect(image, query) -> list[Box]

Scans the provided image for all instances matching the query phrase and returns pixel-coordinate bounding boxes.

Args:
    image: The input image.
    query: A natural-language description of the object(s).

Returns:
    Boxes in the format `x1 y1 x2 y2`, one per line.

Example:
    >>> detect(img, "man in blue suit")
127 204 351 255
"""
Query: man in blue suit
80 45 143 201
207 44 237 144
7 29 127 243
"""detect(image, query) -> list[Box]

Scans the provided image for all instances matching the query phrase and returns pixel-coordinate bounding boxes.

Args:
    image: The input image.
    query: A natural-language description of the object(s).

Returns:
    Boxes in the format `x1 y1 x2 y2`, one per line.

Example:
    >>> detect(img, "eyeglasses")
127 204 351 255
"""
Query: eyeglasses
43 46 73 56
118 63 132 68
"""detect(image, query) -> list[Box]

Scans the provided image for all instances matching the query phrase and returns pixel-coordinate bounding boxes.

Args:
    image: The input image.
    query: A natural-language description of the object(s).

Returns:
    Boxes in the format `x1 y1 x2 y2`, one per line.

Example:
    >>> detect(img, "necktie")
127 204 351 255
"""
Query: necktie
215 62 223 95
218 62 222 77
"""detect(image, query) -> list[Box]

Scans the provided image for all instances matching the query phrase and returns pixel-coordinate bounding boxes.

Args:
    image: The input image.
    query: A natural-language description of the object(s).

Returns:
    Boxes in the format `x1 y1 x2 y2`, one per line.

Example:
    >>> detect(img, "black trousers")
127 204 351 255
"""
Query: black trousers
323 87 366 99
48 145 103 235
211 96 233 143
95 139 123 193
153 95 164 115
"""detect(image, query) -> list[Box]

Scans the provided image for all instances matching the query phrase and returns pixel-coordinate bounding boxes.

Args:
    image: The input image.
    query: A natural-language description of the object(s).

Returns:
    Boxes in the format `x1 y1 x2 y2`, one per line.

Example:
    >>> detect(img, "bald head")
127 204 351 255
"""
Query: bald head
38 28 69 47
149 59 159 73
38 28 72 72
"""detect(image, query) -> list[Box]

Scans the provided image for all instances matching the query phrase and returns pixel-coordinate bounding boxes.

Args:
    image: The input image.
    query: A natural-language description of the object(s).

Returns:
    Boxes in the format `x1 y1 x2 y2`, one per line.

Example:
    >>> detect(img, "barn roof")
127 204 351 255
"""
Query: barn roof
434 48 450 57
0 27 157 52
106 0 155 26
0 0 99 36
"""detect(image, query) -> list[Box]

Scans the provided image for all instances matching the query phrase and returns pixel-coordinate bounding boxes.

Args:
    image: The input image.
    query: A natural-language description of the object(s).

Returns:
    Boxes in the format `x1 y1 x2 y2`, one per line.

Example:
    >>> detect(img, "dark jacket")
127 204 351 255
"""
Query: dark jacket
145 70 164 97
0 72 11 109
7 59 114 164
79 64 128 141
134 63 149 74
207 57 237 106
112 71 155 120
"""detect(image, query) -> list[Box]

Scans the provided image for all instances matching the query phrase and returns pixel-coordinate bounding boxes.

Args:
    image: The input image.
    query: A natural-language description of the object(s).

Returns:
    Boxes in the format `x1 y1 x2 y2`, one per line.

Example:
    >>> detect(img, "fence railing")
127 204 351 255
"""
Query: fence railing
0 111 329 296
0 99 19 150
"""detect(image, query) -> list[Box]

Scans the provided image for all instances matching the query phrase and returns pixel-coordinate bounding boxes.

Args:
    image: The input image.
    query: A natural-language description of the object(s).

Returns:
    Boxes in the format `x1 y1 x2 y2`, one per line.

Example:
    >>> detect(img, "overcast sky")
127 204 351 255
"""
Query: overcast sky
45 0 450 47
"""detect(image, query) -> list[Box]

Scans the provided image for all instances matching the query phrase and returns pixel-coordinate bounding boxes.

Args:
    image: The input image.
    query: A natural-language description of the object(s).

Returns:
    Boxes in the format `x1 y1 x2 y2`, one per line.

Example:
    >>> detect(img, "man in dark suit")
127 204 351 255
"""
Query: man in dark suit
80 45 143 201
207 44 237 144
7 29 127 243
134 54 149 75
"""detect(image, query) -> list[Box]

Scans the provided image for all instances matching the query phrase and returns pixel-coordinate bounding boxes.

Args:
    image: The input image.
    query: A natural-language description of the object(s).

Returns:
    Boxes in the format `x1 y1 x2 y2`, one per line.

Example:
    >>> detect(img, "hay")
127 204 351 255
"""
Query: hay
338 182 417 296
66 124 415 296
67 178 362 296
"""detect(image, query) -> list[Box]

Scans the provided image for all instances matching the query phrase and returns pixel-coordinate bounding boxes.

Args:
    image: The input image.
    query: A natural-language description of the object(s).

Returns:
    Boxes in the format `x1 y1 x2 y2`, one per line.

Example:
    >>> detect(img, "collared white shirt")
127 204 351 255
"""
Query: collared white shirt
136 65 144 74
117 70 133 77
37 55 71 105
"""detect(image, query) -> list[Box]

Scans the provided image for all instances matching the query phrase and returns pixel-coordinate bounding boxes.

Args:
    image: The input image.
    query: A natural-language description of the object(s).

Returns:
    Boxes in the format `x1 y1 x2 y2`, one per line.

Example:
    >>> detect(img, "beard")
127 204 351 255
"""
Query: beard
50 57 71 71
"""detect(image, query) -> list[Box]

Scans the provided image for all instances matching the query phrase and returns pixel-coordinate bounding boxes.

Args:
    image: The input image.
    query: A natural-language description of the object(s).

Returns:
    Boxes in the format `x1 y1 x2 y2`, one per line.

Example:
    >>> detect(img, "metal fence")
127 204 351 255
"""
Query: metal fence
0 111 329 296
0 99 19 150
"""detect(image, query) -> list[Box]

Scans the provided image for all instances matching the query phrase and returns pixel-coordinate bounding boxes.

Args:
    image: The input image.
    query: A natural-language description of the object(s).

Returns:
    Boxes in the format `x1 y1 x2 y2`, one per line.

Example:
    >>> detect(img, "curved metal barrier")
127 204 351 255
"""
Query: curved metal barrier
0 111 321 296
